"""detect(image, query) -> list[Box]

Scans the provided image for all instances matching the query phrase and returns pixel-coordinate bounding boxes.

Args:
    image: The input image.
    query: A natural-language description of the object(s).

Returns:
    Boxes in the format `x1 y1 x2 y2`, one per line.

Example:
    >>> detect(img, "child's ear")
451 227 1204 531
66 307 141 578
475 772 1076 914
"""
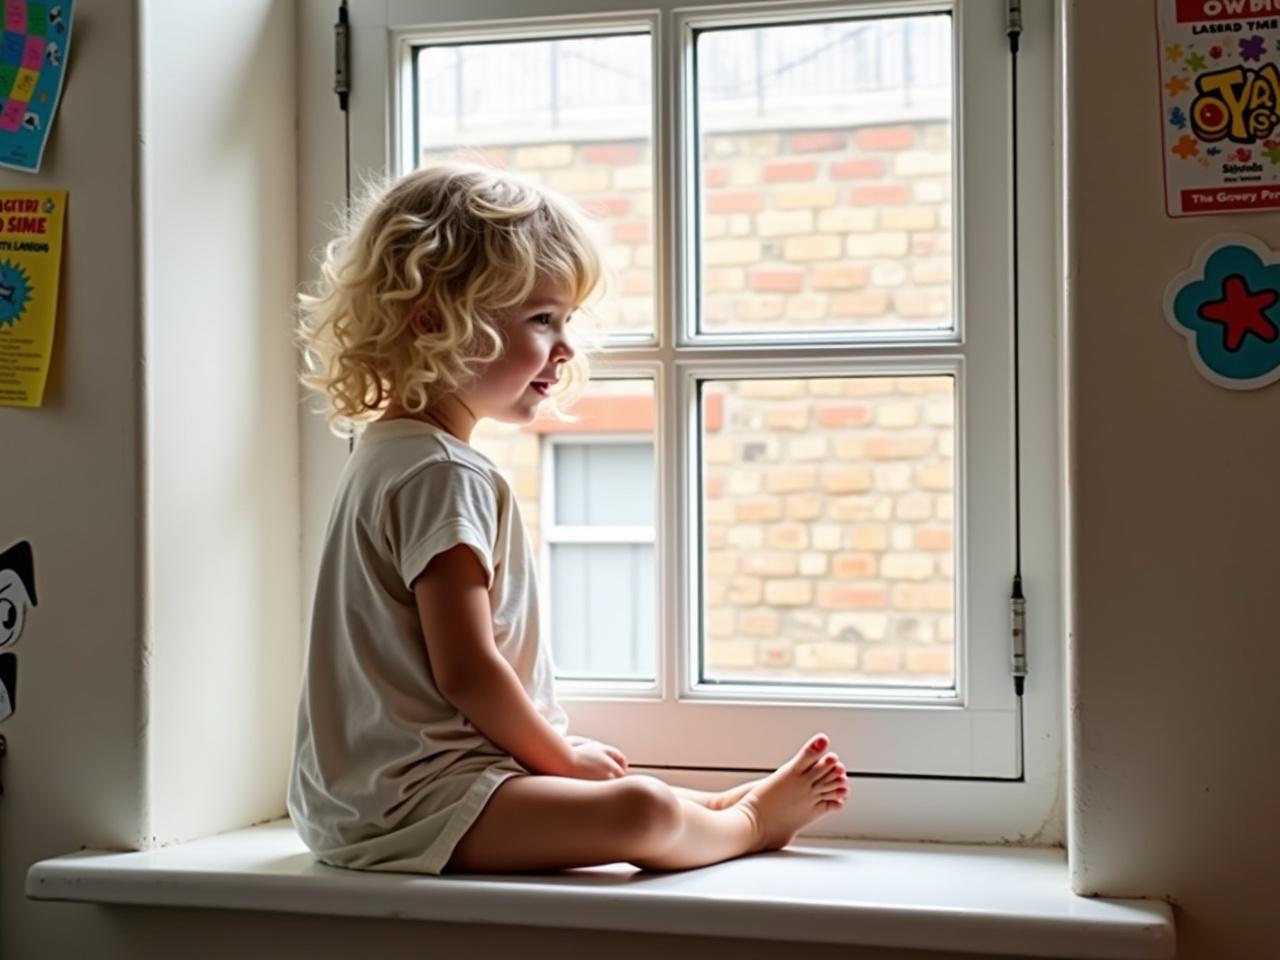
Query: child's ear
408 308 434 335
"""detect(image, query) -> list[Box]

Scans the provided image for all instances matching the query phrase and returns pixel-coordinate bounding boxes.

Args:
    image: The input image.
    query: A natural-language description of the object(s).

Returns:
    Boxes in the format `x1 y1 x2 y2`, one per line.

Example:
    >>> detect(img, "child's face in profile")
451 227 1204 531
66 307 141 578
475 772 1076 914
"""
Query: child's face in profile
470 276 576 424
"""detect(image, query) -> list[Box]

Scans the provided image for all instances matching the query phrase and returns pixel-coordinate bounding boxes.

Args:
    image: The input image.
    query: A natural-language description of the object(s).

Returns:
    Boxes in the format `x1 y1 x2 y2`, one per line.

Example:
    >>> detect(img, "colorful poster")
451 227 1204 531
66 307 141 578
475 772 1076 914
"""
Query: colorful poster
1156 0 1280 217
0 189 65 407
0 1 73 173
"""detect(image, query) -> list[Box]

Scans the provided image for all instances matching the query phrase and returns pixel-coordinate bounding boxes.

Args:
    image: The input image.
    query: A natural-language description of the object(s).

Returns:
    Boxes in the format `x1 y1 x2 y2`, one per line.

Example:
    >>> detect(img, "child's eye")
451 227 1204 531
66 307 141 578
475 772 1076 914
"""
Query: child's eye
532 313 554 327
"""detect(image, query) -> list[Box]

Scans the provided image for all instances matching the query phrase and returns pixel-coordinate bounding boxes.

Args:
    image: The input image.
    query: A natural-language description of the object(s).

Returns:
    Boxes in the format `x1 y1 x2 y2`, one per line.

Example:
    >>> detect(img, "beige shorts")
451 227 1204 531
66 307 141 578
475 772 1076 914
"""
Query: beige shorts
312 757 526 876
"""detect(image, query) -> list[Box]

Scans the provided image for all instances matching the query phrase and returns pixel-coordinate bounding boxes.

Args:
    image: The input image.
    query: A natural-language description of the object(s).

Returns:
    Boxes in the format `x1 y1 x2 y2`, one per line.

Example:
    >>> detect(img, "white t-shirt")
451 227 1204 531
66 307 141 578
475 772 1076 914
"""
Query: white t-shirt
288 418 567 875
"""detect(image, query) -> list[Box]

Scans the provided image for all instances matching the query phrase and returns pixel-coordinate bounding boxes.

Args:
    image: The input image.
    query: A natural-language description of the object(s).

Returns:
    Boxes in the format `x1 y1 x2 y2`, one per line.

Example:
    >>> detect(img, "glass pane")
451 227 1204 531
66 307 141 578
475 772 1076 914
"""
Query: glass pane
551 543 655 680
695 16 953 335
700 377 955 687
472 378 656 682
415 35 655 337
555 442 654 526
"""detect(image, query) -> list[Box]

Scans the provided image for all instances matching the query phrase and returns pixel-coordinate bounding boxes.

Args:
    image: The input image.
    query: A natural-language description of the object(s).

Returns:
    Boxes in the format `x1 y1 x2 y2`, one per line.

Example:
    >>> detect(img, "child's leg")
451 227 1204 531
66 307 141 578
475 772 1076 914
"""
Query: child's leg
446 734 847 873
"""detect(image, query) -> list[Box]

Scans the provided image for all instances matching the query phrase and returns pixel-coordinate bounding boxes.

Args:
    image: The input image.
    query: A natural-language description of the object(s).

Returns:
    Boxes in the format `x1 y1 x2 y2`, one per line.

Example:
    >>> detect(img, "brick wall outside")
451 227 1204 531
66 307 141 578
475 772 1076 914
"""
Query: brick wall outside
446 120 957 686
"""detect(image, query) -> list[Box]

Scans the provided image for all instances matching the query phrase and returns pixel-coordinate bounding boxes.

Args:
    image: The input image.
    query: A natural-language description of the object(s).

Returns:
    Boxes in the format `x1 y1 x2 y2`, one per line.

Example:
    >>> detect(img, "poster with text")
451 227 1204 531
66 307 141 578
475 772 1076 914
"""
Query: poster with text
0 190 65 407
1156 0 1280 217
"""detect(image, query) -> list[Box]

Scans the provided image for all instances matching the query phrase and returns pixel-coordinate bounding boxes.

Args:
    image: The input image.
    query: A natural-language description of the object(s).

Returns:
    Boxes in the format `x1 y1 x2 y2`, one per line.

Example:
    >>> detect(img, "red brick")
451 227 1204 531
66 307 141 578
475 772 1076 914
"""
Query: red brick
817 583 888 609
832 553 877 578
582 194 632 217
703 165 729 188
705 475 724 497
817 403 872 428
764 161 819 183
582 143 642 164
850 184 910 205
831 157 886 179
790 131 847 153
707 191 765 214
751 269 805 293
612 220 651 243
855 126 916 151
916 526 953 551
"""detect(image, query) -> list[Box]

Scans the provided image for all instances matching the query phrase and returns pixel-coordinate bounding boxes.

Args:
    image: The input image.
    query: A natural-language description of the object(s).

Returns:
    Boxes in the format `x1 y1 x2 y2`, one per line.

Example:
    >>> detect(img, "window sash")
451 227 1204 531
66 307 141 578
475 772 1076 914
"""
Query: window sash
329 0 1060 814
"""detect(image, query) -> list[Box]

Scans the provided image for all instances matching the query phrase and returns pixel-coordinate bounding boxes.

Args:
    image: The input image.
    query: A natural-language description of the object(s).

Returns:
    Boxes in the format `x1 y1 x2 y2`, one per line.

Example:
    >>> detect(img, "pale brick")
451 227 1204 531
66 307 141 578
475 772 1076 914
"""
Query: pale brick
881 553 935 580
894 289 950 318
704 267 745 293
916 463 953 490
751 269 806 293
706 550 736 576
703 214 728 239
796 642 860 671
786 293 828 322
924 397 954 425
831 291 889 317
763 158 817 180
603 245 632 271
812 524 843 550
614 164 652 190
728 470 761 495
810 379 846 396
937 616 955 643
817 207 878 232
830 495 879 521
845 233 910 258
871 262 908 287
829 612 888 642
874 462 912 492
708 640 757 669
894 150 951 176
894 494 933 520
633 245 653 268
911 257 952 285
765 466 815 493
705 239 762 266
707 608 735 637
881 206 937 231
742 612 782 639
742 552 797 576
891 524 913 552
710 137 736 157
817 403 872 427
861 647 903 674
728 159 762 185
765 579 813 606
784 235 842 262
913 177 951 203
816 582 888 609
906 646 954 675
738 379 806 398
704 436 735 464
787 435 828 460
821 466 873 493
848 523 890 551
833 552 876 578
748 133 783 156
785 494 823 521
937 430 954 458
812 264 869 290
512 435 539 467
765 405 810 431
727 524 765 549
877 402 920 428
799 552 828 576
727 576 763 604
729 214 754 236
767 523 809 550
514 144 573 168
916 526 953 551
758 641 793 667
938 555 954 579
865 434 933 459
738 296 785 322
774 186 840 210
757 210 815 237
515 472 539 499
547 167 611 193
843 378 894 397
926 584 953 611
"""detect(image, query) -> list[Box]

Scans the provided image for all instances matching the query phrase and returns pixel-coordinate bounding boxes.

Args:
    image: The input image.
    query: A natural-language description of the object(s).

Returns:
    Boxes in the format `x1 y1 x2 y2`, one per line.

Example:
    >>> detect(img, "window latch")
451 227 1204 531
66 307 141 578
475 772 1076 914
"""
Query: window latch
334 1 350 112
1011 575 1027 697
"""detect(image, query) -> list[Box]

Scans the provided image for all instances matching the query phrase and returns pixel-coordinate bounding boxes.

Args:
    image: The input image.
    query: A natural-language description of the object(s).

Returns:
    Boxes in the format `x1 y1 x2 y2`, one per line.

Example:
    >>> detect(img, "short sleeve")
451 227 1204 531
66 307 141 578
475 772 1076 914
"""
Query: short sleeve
386 462 500 591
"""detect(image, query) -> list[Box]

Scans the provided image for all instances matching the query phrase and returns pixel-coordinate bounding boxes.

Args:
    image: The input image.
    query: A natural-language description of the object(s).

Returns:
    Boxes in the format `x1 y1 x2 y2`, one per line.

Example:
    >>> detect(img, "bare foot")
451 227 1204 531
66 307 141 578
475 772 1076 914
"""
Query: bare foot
733 733 848 852
702 778 764 811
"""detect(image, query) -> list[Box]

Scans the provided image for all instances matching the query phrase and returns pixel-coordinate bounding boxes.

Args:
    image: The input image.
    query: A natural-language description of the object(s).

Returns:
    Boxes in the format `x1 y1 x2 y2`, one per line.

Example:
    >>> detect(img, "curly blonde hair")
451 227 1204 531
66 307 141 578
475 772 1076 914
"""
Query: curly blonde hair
296 160 604 437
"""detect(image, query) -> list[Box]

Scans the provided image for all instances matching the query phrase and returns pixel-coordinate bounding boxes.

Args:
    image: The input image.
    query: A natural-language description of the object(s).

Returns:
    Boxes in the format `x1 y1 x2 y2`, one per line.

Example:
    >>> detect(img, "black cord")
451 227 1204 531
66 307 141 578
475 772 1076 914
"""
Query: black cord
1008 8 1026 702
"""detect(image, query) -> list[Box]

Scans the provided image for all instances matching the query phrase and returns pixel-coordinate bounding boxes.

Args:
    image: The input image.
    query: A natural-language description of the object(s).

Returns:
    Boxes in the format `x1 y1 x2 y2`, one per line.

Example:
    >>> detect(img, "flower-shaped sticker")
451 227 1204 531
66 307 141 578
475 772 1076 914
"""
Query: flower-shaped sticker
1165 235 1280 390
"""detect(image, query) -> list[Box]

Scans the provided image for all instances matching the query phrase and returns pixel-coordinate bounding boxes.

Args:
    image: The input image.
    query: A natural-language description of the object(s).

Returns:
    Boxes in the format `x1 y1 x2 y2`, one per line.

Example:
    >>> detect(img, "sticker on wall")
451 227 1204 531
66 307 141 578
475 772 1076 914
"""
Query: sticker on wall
0 189 67 407
1155 1 1280 217
0 540 37 723
1165 234 1280 390
0 0 75 173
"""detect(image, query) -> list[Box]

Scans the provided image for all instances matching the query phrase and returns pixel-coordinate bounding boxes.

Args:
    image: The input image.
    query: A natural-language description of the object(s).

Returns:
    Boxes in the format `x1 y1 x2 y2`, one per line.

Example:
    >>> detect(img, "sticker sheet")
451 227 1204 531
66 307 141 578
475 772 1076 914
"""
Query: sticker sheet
0 0 72 173
1156 0 1280 217
0 189 66 407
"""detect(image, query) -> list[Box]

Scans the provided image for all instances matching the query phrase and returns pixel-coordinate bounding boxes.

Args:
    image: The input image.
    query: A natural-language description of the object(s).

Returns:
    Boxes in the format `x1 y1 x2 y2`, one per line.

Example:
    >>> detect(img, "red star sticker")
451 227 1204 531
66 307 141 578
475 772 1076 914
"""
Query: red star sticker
1198 275 1279 352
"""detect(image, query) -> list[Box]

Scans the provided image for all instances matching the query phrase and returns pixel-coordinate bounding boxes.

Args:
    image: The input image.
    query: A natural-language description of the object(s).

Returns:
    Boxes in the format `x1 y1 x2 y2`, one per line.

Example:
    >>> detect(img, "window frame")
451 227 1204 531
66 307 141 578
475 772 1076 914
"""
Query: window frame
319 0 1064 842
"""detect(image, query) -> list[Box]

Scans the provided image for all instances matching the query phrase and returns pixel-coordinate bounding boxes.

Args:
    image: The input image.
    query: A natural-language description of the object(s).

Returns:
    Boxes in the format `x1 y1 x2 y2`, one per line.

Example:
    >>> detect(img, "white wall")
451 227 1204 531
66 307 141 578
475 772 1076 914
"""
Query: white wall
1065 2 1280 957
141 0 299 845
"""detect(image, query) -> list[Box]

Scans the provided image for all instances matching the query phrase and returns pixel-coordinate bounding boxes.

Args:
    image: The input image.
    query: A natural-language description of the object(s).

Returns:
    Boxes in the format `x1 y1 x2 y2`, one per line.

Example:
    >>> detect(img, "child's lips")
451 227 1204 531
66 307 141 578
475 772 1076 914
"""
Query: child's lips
530 381 551 396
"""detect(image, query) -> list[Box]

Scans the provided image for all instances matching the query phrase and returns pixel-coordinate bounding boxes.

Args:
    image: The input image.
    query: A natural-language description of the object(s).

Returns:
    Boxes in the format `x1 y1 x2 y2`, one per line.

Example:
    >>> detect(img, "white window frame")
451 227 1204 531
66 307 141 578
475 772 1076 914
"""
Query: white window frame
305 0 1063 842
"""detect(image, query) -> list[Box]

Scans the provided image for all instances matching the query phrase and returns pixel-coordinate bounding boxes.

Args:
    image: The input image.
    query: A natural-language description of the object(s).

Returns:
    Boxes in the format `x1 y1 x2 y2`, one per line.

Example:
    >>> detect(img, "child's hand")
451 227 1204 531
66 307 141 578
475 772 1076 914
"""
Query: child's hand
565 737 628 780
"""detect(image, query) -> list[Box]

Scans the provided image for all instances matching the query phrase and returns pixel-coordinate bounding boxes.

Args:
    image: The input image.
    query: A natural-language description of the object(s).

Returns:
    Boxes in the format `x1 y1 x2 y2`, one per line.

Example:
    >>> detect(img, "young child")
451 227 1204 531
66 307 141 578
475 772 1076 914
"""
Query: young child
288 160 848 875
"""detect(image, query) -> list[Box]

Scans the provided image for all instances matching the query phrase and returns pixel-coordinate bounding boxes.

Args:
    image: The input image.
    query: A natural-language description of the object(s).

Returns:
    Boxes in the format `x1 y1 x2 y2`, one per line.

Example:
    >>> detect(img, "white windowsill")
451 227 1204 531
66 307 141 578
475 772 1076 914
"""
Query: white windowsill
26 820 1173 959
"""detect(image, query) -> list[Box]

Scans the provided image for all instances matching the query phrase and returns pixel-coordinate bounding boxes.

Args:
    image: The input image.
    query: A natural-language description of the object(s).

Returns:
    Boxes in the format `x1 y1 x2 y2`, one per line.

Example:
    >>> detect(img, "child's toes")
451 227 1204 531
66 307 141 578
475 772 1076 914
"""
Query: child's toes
790 734 830 772
808 752 840 781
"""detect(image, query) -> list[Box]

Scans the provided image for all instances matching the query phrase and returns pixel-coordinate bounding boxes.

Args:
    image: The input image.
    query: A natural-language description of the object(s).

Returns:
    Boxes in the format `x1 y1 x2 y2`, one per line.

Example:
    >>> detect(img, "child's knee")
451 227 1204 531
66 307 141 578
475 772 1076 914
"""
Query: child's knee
613 776 682 854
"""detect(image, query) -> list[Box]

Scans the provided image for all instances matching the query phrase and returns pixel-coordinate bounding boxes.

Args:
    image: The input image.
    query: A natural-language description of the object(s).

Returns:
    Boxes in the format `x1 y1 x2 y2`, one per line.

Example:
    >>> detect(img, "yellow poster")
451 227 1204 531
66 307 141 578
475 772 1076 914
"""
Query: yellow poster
0 189 65 407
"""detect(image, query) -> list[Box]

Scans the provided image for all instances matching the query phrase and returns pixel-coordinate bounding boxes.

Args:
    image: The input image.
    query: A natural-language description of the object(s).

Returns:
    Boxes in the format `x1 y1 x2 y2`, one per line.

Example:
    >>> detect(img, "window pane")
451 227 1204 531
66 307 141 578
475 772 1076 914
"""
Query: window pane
555 442 654 526
695 16 953 335
415 35 655 337
551 543 655 680
700 377 955 687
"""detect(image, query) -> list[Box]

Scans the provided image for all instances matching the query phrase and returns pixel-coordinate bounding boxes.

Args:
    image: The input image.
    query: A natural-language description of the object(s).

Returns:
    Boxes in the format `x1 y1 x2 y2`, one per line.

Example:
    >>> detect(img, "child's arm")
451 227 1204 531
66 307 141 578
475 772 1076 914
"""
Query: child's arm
413 543 624 780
